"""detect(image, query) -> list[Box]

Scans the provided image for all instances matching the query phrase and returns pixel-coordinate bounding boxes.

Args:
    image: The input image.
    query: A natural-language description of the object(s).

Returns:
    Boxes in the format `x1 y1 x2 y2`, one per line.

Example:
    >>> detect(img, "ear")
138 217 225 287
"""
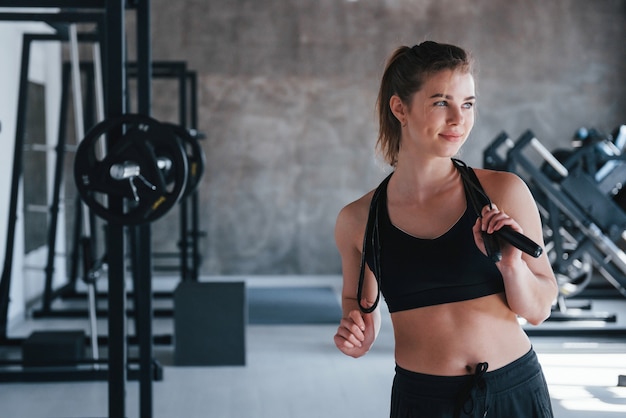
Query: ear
389 95 407 126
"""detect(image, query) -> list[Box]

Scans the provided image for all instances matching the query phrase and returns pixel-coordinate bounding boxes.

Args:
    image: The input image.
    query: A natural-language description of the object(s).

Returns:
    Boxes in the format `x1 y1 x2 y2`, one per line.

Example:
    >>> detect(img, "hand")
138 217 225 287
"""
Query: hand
473 204 524 264
334 304 376 358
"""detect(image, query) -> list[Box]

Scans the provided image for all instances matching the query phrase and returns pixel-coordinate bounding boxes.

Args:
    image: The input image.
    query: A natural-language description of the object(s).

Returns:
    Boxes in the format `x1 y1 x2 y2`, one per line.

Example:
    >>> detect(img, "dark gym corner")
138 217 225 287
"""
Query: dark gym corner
0 1 625 418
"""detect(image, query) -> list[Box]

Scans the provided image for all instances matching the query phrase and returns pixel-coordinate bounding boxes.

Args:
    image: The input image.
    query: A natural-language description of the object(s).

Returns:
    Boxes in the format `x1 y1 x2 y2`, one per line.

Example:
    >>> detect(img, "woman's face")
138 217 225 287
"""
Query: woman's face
402 69 476 159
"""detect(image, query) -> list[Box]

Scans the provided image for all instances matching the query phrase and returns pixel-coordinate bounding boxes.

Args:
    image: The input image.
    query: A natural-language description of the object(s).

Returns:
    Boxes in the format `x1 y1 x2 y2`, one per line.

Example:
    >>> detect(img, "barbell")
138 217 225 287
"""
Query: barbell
74 114 203 225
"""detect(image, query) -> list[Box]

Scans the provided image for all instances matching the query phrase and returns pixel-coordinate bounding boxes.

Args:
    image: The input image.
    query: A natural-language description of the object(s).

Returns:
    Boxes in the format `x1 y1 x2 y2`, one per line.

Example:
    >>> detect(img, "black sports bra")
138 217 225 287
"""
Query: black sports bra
357 159 504 313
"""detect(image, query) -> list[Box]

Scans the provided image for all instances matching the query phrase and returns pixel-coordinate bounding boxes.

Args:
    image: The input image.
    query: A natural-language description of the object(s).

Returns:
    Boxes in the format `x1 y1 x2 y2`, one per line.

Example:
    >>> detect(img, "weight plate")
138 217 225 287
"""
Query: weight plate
162 123 206 198
74 114 188 225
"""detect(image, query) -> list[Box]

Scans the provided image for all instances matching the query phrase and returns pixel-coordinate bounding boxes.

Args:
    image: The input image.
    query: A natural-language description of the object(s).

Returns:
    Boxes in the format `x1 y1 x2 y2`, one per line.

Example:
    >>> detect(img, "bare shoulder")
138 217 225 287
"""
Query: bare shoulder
335 190 375 253
472 168 533 208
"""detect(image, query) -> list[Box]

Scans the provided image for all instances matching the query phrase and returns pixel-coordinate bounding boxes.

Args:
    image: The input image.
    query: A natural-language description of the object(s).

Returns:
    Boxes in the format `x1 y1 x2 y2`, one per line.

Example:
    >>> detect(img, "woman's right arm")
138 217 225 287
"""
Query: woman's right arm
333 199 381 358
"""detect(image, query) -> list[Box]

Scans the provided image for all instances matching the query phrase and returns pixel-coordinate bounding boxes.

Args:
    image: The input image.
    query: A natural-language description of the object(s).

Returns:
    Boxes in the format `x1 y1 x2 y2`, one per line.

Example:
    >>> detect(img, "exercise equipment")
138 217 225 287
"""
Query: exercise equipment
163 122 206 198
127 61 207 282
74 114 189 225
0 7 161 382
25 61 206 319
0 5 172 418
0 26 107 349
68 21 102 367
484 127 626 322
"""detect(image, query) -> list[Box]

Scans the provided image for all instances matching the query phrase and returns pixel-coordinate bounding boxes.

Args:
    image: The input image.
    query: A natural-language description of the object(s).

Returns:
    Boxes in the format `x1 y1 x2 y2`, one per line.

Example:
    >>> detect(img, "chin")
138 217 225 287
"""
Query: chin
441 146 464 159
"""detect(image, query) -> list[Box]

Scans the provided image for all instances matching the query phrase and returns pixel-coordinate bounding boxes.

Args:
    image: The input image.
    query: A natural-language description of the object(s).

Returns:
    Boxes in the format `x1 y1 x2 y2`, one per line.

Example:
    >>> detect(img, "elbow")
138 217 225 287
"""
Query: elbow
526 278 559 326
524 308 551 326
522 300 554 326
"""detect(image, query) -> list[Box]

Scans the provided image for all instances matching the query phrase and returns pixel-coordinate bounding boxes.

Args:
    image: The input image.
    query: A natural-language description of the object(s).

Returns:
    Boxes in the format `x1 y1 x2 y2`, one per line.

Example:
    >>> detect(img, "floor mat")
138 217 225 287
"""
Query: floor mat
247 287 341 325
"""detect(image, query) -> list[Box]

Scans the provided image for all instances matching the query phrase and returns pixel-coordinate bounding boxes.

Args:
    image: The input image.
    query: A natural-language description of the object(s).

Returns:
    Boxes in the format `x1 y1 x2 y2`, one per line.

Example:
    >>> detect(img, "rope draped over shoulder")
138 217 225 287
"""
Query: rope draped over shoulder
356 172 392 313
451 158 493 216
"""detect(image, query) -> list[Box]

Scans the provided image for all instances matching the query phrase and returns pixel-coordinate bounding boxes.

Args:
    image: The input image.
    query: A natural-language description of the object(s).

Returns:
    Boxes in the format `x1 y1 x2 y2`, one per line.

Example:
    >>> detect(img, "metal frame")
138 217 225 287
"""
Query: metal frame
0 10 105 347
0 3 158 417
25 61 203 321
128 61 204 283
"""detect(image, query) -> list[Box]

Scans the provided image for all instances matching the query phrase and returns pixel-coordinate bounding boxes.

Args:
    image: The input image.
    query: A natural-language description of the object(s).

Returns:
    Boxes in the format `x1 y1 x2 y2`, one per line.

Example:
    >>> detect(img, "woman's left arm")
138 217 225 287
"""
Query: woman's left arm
474 170 559 325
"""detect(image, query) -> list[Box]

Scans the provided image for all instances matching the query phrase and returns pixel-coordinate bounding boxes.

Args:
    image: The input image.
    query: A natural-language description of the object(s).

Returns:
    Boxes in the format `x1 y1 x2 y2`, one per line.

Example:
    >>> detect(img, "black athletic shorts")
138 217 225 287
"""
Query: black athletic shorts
390 348 553 417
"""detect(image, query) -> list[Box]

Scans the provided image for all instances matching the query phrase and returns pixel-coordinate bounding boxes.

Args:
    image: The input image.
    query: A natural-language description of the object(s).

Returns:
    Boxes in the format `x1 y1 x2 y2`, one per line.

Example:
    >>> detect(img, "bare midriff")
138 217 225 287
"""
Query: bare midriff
391 292 531 376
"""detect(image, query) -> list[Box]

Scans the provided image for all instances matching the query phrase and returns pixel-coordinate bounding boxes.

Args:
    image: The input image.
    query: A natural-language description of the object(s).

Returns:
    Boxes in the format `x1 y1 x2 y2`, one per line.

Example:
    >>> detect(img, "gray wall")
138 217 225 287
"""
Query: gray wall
138 0 626 275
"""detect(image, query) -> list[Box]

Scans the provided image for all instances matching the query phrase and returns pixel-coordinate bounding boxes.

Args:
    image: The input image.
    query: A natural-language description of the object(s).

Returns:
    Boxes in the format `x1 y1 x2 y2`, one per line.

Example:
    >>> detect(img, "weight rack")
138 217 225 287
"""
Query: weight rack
0 3 162 417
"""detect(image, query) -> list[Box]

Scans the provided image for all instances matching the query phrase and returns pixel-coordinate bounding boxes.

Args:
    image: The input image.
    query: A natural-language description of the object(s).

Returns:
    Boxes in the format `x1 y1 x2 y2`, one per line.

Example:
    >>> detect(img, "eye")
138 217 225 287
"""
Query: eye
462 102 474 109
434 101 447 107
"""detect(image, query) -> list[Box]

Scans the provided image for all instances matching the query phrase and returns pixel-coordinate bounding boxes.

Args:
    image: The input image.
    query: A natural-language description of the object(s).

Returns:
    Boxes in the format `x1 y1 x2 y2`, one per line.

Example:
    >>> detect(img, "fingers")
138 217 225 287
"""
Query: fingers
480 204 522 234
335 310 366 349
349 308 367 332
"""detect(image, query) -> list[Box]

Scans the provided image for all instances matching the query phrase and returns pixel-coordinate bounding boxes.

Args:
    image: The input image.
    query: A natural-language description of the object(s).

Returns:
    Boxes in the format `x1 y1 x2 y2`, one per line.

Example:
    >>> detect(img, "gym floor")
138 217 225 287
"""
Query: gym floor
1 276 625 418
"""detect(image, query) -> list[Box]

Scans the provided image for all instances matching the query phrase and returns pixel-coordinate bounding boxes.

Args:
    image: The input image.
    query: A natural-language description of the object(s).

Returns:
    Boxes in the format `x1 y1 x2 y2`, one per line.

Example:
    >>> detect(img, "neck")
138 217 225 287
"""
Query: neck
388 156 461 204
395 154 455 181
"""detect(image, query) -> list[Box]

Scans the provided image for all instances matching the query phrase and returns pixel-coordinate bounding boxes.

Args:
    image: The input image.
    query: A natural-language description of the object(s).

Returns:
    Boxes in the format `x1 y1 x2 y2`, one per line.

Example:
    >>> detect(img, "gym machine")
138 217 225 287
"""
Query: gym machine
484 127 626 325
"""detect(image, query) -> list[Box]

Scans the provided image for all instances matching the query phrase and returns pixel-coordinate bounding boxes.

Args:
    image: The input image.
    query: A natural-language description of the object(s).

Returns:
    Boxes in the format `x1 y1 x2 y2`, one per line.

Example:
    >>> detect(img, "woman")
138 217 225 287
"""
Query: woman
333 41 558 417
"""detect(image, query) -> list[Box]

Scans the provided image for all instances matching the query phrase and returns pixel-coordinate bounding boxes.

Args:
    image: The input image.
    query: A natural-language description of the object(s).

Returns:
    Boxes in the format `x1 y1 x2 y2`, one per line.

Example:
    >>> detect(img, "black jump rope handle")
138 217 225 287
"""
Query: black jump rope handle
483 226 543 262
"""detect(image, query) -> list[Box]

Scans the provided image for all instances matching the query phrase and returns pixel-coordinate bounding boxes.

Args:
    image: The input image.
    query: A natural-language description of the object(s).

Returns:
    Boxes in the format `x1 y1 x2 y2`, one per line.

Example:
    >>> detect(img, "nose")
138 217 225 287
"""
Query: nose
447 106 464 125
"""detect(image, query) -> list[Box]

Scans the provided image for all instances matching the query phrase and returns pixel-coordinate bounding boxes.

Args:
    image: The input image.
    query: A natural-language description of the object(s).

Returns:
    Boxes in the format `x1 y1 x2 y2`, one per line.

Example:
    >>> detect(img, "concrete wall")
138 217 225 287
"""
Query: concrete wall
141 0 626 276
2 1 625 286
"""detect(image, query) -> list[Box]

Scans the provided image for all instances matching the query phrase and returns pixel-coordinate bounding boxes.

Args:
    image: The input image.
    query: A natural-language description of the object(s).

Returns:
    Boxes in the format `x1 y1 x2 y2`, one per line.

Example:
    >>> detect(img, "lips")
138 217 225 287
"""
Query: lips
439 132 464 141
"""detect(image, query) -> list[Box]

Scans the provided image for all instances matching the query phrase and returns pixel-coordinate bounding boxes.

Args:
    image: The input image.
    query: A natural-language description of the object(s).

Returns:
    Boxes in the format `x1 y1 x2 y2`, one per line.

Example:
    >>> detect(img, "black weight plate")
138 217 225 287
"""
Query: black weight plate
74 114 188 225
162 123 206 198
